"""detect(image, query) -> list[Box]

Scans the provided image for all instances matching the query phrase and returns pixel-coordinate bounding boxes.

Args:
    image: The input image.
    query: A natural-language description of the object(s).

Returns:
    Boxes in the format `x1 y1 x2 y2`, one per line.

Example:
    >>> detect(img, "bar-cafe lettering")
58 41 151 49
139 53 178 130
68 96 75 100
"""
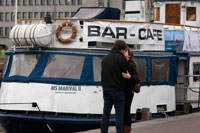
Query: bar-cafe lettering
88 25 162 41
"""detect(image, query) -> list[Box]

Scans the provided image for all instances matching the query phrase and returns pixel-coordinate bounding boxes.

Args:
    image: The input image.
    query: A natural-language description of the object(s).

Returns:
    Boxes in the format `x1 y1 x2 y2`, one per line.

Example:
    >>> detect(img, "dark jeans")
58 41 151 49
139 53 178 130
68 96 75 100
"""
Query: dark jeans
101 90 125 133
124 91 134 126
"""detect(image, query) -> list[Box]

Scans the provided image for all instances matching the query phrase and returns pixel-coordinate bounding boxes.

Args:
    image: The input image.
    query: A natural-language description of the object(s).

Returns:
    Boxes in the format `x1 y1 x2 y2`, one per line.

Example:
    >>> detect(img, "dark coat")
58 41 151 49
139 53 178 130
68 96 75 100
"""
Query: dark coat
101 48 128 91
124 60 140 93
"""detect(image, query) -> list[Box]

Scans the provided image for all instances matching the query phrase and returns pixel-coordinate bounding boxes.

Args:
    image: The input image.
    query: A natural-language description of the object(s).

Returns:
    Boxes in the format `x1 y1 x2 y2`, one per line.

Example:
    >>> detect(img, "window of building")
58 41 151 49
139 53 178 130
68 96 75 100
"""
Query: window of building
6 0 9 6
65 12 70 18
40 12 45 18
5 27 9 37
23 0 27 5
47 0 51 5
0 0 4 6
29 12 33 18
53 0 57 5
35 0 40 5
46 12 51 16
78 0 82 5
154 7 160 21
11 12 15 21
0 27 3 36
11 0 15 6
41 0 45 5
59 0 63 5
65 0 70 5
122 0 125 9
0 12 4 21
29 0 33 5
23 12 28 18
71 12 75 17
72 0 76 5
52 12 57 18
18 0 21 5
186 7 196 21
17 12 21 19
34 12 39 18
5 12 9 21
98 0 104 7
107 0 110 7
58 12 63 18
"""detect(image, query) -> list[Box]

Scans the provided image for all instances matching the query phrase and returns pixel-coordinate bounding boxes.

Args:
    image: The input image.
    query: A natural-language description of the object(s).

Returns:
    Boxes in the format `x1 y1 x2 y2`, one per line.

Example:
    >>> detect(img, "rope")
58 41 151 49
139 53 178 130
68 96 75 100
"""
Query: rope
0 102 53 133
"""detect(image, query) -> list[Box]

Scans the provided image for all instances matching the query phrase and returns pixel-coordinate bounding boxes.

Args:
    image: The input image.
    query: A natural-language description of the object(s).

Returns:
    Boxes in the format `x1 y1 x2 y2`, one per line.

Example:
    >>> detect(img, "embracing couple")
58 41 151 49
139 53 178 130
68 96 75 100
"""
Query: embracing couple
101 40 141 133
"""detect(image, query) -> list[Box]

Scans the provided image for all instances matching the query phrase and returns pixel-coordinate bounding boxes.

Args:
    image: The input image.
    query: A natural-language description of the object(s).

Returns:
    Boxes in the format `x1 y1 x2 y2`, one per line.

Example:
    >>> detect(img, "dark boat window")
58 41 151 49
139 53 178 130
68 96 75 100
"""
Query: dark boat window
193 63 200 82
152 59 169 81
135 58 146 82
42 54 85 79
93 57 102 82
9 54 40 77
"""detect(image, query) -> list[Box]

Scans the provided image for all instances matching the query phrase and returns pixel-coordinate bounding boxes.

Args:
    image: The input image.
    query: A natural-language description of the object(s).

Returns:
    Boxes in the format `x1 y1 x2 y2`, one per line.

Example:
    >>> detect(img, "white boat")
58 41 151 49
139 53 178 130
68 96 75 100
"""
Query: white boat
0 2 199 132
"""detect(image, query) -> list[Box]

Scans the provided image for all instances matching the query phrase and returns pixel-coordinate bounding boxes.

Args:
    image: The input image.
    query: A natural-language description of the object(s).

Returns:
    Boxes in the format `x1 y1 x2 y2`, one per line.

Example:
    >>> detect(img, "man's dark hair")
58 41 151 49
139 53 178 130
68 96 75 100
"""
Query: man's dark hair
113 40 128 51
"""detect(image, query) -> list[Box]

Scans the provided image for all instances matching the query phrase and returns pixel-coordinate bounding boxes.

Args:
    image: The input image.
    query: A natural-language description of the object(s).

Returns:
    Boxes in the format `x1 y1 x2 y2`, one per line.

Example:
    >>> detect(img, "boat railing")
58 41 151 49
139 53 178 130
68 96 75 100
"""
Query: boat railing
176 74 200 111
18 18 200 30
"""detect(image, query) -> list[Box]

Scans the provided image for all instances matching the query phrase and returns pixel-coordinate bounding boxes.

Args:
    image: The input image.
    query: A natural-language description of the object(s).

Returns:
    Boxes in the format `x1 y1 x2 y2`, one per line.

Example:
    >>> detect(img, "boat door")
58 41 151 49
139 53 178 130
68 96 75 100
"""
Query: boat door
176 59 188 105
166 4 180 24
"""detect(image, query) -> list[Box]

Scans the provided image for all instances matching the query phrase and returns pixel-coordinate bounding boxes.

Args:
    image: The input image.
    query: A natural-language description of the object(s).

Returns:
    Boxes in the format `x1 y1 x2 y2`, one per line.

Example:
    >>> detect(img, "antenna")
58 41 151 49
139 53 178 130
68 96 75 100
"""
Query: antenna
15 0 18 25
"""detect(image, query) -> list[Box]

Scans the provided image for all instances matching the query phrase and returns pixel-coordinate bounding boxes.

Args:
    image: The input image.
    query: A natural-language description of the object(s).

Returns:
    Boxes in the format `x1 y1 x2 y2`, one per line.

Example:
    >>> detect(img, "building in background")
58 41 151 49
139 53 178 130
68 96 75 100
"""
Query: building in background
0 0 126 48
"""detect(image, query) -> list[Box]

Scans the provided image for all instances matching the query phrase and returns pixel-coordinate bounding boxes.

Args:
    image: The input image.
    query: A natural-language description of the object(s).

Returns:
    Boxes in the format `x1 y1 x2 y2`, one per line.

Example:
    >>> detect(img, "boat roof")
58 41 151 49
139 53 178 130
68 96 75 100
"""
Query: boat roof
72 7 121 20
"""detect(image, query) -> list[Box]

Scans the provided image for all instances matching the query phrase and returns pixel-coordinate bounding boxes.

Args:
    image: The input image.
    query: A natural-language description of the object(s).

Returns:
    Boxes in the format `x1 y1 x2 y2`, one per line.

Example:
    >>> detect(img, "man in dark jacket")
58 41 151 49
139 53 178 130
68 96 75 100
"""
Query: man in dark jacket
101 40 130 133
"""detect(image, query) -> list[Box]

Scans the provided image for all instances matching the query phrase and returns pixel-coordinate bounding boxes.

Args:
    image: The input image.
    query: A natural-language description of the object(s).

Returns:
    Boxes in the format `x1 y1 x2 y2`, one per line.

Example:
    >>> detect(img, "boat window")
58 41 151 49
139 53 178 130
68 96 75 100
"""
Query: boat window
9 54 40 77
154 7 160 21
152 59 169 81
1 55 8 78
135 58 146 82
42 54 85 79
93 57 103 82
193 63 200 82
186 7 196 21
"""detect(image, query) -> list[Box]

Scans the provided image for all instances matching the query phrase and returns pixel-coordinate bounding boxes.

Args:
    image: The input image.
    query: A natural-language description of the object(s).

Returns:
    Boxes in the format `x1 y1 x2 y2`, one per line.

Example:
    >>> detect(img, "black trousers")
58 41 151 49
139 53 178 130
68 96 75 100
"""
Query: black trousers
123 91 134 126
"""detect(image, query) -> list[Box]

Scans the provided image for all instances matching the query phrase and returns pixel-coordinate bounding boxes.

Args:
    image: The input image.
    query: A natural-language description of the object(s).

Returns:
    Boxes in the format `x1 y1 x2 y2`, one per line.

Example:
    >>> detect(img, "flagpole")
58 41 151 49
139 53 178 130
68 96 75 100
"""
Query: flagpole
15 0 18 25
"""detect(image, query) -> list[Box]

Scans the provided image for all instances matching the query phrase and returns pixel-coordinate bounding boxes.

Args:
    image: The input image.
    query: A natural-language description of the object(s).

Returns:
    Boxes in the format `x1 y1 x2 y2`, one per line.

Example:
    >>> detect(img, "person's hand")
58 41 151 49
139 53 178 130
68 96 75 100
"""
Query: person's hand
122 71 131 79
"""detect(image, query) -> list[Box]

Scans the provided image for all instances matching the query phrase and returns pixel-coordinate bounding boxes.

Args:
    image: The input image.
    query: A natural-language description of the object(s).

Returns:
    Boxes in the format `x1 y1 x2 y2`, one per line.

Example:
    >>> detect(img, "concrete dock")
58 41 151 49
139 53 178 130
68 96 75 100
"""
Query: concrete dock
82 112 200 133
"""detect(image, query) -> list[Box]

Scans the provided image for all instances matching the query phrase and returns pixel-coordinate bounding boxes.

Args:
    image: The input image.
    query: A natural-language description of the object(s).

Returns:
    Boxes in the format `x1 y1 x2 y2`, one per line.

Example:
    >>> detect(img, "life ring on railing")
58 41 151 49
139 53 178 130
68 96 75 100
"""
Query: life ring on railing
56 22 77 44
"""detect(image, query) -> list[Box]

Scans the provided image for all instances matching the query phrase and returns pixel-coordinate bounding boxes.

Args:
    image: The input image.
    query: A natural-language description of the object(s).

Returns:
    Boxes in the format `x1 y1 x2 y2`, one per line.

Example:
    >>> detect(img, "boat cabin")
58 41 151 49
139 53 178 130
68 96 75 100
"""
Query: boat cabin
125 0 200 26
153 0 200 26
